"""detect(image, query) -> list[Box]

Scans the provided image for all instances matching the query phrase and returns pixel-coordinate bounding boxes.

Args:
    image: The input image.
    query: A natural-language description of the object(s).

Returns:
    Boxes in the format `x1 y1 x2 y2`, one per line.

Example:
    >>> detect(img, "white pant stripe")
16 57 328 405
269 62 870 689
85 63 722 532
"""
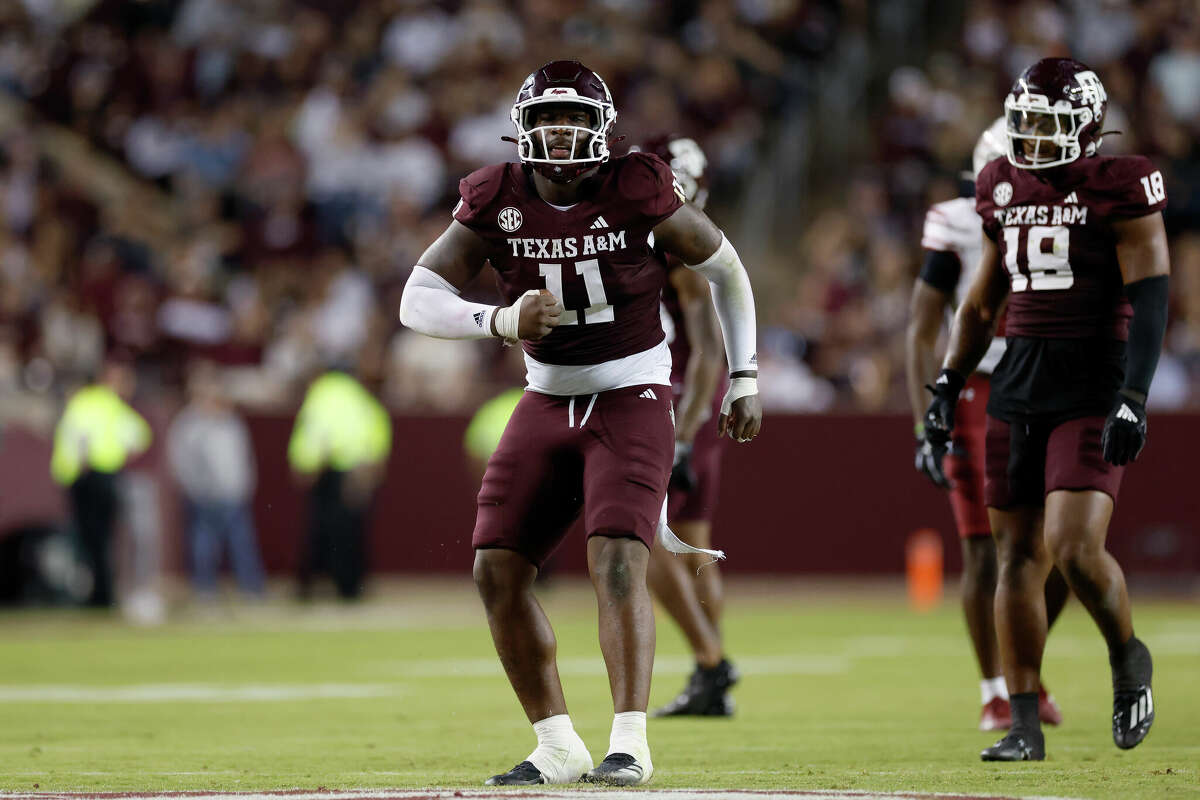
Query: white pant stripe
579 394 598 428
568 396 575 428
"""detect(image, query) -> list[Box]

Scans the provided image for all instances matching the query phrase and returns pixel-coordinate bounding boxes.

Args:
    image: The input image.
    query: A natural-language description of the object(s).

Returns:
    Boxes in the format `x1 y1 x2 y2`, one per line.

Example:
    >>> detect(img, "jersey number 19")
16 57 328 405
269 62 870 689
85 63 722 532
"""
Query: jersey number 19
1002 226 1074 292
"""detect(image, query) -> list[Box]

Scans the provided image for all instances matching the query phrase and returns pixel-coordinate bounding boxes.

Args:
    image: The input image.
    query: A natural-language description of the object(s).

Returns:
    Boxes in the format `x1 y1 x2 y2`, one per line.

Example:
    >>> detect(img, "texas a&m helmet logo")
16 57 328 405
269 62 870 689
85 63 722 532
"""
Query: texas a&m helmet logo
498 206 523 233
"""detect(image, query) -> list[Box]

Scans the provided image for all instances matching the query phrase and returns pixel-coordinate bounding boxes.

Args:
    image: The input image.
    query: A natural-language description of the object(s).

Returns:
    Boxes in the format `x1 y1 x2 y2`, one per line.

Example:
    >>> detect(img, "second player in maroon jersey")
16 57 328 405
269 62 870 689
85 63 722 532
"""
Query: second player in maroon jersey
633 135 739 718
926 58 1168 763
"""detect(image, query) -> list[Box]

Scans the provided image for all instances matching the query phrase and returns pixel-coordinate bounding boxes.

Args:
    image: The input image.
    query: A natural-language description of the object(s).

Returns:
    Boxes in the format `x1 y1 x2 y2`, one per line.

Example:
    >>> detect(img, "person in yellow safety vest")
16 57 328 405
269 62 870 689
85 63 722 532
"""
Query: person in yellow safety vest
464 385 569 582
50 358 151 607
288 369 391 600
463 387 524 480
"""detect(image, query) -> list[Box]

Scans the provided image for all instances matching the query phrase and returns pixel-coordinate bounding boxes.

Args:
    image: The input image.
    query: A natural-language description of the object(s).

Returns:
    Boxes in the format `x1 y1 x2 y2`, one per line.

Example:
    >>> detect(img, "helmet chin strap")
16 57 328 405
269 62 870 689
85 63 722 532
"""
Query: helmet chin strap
533 162 594 183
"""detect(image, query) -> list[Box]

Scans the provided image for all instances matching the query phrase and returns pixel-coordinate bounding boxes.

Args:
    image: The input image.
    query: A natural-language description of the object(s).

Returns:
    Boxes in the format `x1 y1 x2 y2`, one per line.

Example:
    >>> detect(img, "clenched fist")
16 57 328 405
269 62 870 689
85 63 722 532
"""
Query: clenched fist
519 289 564 340
492 289 563 341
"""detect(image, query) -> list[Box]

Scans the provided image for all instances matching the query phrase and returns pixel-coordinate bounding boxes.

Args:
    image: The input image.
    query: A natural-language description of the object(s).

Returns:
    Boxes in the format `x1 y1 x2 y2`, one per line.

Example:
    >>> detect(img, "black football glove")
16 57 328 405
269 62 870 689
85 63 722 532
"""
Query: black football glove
914 434 952 489
923 368 965 447
670 441 698 492
1102 392 1147 466
920 368 965 487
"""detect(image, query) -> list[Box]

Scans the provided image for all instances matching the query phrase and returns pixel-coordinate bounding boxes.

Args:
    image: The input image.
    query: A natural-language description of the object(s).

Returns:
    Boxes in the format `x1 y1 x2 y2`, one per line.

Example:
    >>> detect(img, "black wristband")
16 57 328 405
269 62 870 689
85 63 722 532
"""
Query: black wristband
1123 275 1169 398
934 367 966 397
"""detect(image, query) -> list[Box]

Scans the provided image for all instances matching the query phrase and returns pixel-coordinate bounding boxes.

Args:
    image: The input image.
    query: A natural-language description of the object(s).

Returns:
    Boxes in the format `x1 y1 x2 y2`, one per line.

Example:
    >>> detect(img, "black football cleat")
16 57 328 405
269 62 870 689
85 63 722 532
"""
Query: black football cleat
1113 686 1154 749
981 731 1045 762
1111 636 1154 749
653 658 739 717
580 752 652 786
484 760 544 786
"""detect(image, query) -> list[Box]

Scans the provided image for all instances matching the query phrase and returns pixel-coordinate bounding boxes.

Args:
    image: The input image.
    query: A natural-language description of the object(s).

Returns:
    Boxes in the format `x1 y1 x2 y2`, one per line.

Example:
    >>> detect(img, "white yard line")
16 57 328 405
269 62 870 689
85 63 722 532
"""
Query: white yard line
0 792 1088 800
0 684 403 703
0 653 849 703
389 654 848 678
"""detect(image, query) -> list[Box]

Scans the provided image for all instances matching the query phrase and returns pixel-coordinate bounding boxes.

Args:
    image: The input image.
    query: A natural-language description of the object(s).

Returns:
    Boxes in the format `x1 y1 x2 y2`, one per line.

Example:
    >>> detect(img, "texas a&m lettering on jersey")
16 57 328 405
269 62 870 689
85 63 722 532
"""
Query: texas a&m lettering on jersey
454 152 682 366
976 155 1167 340
503 229 629 260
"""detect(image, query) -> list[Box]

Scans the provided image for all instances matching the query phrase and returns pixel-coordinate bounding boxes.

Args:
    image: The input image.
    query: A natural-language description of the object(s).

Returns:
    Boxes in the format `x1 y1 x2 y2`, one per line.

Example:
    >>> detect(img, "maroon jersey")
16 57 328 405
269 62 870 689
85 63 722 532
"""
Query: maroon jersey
454 152 683 366
976 155 1167 340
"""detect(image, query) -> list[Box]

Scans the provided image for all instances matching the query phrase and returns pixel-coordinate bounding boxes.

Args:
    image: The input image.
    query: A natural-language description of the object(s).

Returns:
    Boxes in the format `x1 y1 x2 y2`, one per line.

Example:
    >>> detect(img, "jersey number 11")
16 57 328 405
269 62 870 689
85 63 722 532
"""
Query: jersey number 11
539 260 614 325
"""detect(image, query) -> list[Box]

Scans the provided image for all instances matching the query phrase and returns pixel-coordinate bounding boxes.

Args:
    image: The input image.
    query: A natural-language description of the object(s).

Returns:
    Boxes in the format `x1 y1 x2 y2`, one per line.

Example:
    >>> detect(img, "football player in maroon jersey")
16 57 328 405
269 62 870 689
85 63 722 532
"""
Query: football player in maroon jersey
399 61 761 786
637 135 739 718
925 58 1166 762
907 119 1066 732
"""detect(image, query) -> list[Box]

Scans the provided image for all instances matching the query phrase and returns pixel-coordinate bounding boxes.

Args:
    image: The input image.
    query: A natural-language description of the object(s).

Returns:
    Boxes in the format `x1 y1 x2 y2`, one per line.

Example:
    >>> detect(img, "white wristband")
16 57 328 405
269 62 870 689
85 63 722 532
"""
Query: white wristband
493 289 540 341
720 377 758 417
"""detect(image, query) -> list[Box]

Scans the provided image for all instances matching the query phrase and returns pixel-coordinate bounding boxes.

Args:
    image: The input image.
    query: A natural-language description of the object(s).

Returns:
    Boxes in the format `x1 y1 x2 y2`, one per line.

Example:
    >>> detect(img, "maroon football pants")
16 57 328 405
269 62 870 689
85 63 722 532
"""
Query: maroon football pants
474 384 674 568
985 413 1124 509
944 374 991 538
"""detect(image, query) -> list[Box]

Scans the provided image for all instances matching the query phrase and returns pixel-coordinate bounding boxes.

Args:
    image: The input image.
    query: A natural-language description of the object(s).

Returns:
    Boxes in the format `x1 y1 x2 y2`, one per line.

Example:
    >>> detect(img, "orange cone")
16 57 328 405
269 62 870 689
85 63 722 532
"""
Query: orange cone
906 528 943 611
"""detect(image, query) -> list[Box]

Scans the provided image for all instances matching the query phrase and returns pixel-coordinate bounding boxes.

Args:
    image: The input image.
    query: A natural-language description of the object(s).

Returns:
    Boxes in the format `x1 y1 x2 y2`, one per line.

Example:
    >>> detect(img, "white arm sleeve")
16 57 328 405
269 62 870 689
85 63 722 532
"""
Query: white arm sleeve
686 234 758 374
398 266 498 340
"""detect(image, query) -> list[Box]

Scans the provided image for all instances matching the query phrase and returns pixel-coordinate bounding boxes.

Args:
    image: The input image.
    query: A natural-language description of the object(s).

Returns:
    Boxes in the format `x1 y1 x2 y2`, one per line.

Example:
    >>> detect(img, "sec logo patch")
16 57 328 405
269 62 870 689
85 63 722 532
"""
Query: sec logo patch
993 181 1013 207
498 207 523 232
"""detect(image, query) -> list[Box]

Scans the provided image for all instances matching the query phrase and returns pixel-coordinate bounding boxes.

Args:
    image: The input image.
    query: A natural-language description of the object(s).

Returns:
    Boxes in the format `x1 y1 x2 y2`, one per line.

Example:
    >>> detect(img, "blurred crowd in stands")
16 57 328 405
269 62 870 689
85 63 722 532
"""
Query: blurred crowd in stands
0 0 1198 430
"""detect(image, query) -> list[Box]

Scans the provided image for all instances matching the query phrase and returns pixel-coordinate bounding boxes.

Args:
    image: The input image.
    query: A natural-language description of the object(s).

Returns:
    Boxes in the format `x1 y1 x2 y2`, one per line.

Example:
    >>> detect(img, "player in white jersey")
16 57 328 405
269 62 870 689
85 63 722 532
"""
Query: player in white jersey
906 119 1066 731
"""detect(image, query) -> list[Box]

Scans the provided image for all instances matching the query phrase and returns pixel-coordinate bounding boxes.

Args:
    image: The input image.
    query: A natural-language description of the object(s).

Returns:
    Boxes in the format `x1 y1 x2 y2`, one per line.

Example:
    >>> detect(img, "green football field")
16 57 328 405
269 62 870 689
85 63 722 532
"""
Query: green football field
0 577 1196 800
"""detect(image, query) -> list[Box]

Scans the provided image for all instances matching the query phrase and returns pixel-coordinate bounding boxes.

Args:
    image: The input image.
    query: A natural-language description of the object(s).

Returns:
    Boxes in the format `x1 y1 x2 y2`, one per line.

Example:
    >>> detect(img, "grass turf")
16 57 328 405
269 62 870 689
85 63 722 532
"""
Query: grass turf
0 577 1196 799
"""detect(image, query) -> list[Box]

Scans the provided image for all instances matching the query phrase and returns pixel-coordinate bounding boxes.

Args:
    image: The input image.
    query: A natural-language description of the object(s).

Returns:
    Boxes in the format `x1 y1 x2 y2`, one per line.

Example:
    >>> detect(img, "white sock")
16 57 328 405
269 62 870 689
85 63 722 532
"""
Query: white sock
527 714 588 783
981 676 1009 704
608 711 649 760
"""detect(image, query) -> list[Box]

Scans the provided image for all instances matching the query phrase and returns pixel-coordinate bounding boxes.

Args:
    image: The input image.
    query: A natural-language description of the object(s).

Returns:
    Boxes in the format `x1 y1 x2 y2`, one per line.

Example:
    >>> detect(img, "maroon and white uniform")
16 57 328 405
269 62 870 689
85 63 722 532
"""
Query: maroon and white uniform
920 197 1001 538
660 258 727 524
455 152 681 388
456 153 684 565
974 155 1167 507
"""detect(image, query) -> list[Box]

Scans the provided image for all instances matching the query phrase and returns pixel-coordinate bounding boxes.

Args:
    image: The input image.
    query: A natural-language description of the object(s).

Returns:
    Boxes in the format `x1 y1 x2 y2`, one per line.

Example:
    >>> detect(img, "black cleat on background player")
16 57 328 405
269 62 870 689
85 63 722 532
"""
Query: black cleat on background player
1111 635 1155 749
981 730 1045 762
653 658 739 717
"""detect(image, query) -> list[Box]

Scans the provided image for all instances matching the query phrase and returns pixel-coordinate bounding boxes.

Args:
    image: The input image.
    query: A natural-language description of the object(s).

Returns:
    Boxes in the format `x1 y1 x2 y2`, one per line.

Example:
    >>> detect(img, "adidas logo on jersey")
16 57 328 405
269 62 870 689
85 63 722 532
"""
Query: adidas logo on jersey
1116 403 1139 423
639 388 657 400
1063 191 1078 204
473 311 486 328
589 216 609 230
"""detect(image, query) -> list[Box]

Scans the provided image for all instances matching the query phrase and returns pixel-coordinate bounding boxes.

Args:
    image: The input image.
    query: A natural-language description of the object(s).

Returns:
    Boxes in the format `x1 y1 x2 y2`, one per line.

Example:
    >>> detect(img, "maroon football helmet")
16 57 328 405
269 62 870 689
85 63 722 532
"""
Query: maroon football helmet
1005 57 1108 170
510 60 617 183
641 134 709 209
